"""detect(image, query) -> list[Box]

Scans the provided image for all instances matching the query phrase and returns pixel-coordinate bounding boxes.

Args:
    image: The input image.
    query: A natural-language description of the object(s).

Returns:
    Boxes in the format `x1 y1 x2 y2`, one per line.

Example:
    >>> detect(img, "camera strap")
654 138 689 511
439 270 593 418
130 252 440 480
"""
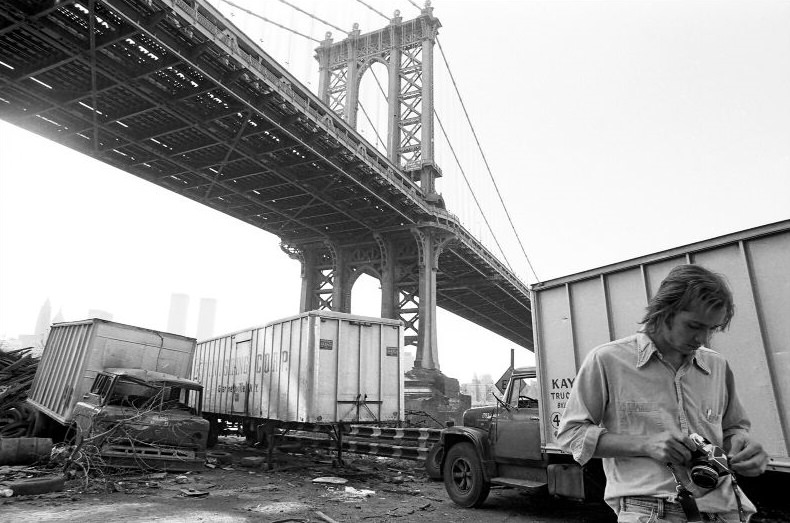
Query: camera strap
667 463 747 523
675 487 703 522
729 474 747 523
667 464 702 522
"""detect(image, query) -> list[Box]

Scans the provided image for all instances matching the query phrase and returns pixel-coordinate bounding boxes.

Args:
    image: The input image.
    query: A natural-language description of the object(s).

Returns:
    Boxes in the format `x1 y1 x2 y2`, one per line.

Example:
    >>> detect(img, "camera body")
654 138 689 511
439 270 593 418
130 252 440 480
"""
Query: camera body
688 433 732 489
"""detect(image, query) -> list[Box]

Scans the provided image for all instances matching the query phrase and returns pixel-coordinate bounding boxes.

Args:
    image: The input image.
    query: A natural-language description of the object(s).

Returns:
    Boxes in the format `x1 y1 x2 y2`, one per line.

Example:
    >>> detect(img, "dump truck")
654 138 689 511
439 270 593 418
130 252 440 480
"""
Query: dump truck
27 319 210 471
435 219 789 507
191 310 404 451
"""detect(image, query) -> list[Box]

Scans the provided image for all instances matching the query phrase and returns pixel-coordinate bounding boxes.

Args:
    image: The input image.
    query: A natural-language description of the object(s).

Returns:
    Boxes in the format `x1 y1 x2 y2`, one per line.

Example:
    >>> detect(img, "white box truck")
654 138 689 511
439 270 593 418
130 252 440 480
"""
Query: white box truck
191 310 404 447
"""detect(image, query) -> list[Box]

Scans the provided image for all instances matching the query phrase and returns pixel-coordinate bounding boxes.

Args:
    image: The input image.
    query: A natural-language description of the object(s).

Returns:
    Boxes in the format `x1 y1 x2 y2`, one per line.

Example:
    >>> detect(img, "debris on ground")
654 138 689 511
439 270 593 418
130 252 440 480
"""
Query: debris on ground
315 510 340 523
179 488 209 497
343 486 375 497
0 348 39 438
312 476 348 485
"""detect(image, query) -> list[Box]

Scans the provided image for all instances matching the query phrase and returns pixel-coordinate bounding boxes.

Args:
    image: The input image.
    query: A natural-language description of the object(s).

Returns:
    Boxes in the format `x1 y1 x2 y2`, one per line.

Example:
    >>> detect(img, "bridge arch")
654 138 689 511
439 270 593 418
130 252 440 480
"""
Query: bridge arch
356 59 390 157
349 270 383 317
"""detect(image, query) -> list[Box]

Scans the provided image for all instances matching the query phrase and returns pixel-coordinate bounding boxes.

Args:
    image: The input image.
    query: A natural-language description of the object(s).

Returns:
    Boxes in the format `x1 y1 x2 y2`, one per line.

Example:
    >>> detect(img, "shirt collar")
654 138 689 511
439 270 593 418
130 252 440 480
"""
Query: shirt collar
635 332 711 374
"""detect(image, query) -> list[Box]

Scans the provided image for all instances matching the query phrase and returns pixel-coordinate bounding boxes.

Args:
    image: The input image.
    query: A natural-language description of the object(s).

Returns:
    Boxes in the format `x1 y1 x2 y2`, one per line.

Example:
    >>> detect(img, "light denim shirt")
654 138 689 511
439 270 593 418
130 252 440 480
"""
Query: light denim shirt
556 332 755 516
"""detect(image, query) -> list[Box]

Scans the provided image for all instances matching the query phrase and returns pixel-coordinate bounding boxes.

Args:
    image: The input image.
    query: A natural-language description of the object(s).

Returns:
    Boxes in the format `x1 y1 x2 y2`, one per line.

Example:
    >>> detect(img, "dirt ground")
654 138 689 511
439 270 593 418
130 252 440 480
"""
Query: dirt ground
1 436 787 523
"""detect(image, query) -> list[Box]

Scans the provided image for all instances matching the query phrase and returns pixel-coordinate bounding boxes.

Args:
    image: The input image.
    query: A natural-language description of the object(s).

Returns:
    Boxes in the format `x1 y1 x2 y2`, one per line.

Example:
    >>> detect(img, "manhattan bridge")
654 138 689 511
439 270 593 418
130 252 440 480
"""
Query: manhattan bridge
0 0 538 370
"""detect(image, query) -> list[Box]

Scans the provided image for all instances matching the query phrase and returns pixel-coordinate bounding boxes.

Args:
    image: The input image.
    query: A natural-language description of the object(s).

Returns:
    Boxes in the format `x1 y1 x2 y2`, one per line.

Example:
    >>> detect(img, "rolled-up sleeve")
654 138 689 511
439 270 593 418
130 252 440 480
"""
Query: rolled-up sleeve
556 349 608 465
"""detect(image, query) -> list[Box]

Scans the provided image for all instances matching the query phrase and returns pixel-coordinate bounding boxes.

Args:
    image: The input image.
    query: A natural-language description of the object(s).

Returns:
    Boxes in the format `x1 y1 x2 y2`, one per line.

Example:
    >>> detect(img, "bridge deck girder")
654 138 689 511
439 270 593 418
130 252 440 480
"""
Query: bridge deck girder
0 0 533 349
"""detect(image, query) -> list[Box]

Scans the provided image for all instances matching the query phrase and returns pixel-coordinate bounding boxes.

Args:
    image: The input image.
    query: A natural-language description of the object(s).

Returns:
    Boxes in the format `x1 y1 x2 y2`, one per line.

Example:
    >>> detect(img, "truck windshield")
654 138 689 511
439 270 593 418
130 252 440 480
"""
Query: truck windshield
108 377 197 413
508 377 539 409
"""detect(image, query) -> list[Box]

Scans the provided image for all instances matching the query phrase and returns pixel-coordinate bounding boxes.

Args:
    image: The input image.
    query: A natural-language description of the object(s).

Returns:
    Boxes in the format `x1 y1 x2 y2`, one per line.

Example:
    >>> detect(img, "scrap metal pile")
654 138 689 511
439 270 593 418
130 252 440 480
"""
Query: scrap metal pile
0 348 38 437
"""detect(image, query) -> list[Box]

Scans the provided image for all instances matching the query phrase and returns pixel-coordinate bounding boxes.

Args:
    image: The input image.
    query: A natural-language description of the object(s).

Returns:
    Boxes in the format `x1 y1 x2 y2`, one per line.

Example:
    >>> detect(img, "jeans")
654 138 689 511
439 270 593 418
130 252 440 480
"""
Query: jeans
617 497 747 523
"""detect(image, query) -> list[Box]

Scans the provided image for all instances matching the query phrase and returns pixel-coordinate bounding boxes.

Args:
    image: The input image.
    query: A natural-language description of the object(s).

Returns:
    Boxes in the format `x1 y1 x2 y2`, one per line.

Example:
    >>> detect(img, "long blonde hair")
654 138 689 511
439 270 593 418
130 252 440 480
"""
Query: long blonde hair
640 264 734 335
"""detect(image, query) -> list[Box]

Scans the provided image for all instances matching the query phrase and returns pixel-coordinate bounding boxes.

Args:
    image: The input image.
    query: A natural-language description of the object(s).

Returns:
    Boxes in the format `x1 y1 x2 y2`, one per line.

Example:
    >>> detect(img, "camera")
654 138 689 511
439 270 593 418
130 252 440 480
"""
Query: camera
688 433 732 489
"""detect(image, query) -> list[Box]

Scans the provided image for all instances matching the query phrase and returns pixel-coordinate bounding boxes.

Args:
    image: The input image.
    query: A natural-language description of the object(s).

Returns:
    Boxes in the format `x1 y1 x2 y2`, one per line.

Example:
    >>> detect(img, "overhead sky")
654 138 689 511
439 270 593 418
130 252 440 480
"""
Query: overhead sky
1 0 788 383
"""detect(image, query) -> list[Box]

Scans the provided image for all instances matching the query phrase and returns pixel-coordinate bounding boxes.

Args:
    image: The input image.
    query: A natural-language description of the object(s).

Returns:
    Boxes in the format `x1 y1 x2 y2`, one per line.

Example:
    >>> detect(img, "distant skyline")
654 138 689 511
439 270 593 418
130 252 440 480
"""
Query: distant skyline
6 292 216 342
2 0 789 383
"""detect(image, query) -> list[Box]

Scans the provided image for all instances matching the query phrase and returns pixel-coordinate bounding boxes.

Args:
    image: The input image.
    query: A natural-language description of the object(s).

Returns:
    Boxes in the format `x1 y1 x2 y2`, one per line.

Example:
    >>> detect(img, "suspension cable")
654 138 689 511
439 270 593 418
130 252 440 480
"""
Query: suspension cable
354 0 390 21
276 0 349 36
368 65 388 100
435 37 540 282
219 0 321 42
434 110 513 272
358 101 387 154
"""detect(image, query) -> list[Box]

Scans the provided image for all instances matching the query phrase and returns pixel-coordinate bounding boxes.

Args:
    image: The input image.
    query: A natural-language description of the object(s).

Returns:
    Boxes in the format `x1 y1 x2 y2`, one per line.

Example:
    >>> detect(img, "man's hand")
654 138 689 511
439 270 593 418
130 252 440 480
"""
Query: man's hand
725 434 769 476
642 431 696 465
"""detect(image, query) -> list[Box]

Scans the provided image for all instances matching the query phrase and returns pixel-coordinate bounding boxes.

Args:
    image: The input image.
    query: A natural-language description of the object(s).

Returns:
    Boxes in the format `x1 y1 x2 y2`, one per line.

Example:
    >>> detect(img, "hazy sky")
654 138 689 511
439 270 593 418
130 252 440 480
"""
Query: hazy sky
1 0 789 383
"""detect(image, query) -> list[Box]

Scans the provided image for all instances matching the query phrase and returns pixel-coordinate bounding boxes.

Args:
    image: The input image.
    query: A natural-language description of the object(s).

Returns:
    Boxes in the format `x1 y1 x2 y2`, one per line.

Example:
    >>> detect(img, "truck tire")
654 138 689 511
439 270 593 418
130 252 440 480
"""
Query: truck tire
424 443 444 480
207 450 232 465
443 442 490 508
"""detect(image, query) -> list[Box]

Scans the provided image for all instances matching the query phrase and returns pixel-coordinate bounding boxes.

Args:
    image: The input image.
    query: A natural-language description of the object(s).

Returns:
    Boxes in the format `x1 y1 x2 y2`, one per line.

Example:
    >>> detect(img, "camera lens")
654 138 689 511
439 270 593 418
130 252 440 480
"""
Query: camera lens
691 464 719 489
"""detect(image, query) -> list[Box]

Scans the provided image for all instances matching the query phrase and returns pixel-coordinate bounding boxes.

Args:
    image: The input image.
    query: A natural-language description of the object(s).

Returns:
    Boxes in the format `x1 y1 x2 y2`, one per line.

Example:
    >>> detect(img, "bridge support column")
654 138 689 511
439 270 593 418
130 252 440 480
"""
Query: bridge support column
374 234 398 320
406 228 455 370
281 243 332 312
298 248 319 312
325 241 351 313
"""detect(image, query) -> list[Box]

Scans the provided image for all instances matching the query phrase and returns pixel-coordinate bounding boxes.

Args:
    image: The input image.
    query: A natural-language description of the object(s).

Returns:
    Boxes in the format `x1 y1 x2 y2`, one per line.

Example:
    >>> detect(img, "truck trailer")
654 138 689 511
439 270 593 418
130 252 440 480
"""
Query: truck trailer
27 319 209 471
191 310 405 447
437 219 789 507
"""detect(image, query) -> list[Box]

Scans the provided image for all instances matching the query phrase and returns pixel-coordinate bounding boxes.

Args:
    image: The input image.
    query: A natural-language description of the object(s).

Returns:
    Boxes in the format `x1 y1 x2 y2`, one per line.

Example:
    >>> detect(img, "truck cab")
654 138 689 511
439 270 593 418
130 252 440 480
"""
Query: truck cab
72 368 210 471
436 366 603 508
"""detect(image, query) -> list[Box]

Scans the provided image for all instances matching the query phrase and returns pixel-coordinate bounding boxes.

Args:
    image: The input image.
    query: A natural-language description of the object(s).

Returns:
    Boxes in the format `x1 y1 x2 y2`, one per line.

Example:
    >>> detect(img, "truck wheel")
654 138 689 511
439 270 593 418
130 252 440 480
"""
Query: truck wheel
443 442 490 508
424 443 444 480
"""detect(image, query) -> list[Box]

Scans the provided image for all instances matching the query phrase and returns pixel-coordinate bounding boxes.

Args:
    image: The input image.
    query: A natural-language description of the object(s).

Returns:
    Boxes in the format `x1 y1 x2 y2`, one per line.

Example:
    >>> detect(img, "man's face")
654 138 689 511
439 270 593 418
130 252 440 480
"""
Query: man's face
654 301 726 360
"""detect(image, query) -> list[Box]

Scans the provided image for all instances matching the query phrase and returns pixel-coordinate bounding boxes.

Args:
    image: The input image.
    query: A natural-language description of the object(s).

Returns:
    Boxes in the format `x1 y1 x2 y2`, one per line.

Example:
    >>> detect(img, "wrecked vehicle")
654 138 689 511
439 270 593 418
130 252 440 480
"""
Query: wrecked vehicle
72 368 208 470
27 319 209 471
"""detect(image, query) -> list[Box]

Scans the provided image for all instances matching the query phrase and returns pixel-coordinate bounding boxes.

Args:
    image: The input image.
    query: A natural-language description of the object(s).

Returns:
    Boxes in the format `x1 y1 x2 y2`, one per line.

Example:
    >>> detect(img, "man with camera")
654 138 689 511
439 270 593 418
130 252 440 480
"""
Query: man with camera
557 264 768 522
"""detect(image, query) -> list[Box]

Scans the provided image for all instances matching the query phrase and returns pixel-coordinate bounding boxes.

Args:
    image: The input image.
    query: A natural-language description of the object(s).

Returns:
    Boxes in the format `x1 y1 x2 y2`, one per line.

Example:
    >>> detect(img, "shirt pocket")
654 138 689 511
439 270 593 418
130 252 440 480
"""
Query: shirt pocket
617 401 665 435
695 400 724 441
699 401 722 424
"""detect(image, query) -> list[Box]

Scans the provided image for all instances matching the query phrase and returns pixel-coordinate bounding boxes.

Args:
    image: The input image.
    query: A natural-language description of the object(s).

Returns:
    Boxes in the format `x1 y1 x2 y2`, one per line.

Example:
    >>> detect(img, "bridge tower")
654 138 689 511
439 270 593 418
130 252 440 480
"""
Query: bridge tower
290 3 447 370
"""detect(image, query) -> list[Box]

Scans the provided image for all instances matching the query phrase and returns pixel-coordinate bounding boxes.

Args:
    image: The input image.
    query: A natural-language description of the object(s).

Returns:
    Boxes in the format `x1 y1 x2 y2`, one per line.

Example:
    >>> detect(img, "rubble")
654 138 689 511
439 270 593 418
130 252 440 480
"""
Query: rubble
0 347 39 438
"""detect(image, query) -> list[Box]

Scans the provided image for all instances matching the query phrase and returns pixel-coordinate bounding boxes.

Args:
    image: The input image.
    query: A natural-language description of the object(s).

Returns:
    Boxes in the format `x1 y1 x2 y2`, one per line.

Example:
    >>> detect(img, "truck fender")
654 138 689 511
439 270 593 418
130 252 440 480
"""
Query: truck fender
439 426 496 480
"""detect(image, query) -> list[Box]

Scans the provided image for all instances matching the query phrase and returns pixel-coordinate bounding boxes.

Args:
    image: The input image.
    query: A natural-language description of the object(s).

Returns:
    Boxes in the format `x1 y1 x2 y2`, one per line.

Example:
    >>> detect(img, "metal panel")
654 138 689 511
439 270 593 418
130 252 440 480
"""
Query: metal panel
605 268 648 340
568 277 610 362
747 233 790 459
28 320 95 424
195 311 404 424
532 220 790 470
28 319 196 425
535 285 576 450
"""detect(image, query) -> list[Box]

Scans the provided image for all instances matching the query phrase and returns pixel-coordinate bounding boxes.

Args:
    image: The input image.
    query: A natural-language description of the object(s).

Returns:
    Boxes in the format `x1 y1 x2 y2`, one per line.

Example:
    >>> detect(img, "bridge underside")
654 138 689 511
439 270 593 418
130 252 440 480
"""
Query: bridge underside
0 0 533 351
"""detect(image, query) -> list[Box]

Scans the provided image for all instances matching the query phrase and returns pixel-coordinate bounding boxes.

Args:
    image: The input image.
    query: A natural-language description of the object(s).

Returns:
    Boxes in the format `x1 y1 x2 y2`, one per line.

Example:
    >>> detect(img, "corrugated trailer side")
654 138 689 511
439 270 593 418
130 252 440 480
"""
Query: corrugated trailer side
27 319 197 425
531 220 790 472
193 310 404 424
28 320 96 425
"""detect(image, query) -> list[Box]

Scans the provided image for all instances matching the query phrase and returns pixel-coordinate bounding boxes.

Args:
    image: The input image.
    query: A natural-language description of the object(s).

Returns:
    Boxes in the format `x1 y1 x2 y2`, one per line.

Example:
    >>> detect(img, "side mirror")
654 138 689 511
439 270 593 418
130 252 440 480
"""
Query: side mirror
493 391 511 412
